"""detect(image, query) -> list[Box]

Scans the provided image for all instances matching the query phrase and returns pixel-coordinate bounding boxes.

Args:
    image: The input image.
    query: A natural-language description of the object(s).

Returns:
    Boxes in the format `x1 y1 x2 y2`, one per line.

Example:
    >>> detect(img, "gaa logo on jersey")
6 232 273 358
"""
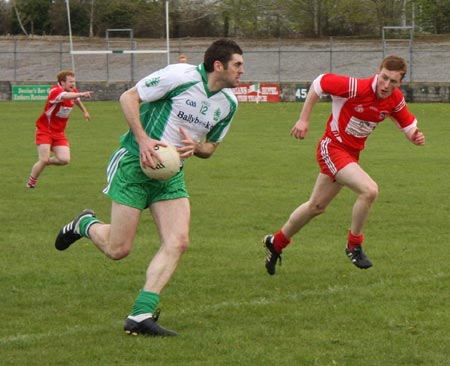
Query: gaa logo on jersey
145 77 160 88
213 108 221 122
379 111 388 119
354 105 364 113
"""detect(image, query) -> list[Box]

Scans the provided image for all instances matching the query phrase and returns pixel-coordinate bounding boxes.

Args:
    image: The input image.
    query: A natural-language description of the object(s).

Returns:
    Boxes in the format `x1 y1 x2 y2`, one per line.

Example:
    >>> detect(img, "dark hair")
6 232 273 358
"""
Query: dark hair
203 38 243 72
380 55 407 79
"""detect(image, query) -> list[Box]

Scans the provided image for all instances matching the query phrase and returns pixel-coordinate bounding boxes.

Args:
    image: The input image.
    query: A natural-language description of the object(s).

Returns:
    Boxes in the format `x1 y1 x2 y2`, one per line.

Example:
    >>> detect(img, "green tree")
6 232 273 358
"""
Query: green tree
215 0 291 37
167 0 223 38
10 0 52 35
47 0 90 36
95 0 134 35
132 0 166 38
415 0 450 33
92 0 163 37
0 0 11 35
1 0 449 38
284 0 332 37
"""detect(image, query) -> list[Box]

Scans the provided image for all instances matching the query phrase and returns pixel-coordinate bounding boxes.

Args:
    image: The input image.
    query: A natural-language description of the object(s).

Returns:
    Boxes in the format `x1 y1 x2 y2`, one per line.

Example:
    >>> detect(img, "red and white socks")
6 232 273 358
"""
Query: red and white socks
27 175 37 188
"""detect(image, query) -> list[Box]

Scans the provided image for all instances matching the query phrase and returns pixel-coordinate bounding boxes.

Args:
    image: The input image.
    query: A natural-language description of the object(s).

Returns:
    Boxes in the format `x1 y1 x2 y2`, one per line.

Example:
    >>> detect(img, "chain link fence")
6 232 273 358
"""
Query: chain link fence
1 37 450 83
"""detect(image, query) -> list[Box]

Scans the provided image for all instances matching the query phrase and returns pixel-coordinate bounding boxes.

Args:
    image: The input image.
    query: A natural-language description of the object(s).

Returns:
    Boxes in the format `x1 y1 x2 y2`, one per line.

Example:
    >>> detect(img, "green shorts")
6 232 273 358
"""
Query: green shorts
102 147 188 210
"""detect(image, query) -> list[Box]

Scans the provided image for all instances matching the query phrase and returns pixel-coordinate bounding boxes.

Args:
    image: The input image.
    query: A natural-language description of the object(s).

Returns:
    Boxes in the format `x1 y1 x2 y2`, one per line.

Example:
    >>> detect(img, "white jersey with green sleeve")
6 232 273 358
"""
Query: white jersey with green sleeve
120 63 238 156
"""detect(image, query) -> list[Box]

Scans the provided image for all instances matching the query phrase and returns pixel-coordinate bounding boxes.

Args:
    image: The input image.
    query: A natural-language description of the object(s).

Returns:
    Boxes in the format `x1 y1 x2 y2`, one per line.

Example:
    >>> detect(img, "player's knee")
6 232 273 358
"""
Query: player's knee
108 248 131 260
165 235 190 256
308 200 327 216
59 157 70 165
39 157 50 165
106 243 132 260
175 235 190 254
364 181 379 203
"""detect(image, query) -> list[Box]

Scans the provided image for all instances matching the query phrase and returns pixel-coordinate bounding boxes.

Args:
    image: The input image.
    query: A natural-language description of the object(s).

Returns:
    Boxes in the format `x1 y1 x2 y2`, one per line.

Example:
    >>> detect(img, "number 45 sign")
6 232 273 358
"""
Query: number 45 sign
295 85 310 102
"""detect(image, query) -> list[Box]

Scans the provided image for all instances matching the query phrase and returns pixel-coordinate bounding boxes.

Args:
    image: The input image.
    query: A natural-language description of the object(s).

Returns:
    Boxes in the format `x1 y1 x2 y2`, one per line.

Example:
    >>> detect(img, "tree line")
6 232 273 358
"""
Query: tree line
1 0 449 39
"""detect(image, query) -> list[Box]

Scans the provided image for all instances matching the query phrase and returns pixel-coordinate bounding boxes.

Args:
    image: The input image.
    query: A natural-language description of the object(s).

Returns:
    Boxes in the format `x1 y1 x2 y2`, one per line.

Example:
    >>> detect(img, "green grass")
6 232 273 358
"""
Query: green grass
0 101 449 366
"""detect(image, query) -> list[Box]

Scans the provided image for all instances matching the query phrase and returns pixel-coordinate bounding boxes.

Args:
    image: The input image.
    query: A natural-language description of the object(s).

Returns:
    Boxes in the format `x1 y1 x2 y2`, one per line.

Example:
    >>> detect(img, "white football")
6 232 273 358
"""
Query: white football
140 144 181 181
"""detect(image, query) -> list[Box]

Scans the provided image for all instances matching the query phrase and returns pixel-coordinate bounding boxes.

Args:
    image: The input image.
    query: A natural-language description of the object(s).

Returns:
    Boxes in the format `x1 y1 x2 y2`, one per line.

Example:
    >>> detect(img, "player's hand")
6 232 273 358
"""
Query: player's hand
139 138 168 168
411 128 425 146
290 119 309 140
80 91 93 99
83 111 91 122
177 127 196 159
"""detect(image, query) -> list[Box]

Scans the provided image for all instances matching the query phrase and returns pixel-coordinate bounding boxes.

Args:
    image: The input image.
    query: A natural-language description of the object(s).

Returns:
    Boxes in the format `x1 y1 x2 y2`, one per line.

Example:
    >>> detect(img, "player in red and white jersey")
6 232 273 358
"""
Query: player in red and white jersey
317 72 417 151
263 55 425 274
27 70 93 188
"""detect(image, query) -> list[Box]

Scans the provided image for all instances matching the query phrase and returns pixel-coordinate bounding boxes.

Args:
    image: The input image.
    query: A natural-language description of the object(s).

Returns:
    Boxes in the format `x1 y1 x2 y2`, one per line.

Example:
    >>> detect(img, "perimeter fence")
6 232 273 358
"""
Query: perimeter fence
1 37 450 84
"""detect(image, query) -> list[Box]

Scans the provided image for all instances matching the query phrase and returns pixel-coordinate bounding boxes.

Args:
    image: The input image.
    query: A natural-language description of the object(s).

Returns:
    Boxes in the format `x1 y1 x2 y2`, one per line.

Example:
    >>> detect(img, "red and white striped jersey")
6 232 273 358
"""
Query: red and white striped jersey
35 83 79 133
313 73 417 151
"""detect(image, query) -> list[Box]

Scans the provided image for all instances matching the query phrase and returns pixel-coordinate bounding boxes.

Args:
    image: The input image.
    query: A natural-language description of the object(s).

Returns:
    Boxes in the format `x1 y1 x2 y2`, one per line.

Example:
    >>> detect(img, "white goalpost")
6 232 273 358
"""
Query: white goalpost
65 0 75 71
65 0 171 75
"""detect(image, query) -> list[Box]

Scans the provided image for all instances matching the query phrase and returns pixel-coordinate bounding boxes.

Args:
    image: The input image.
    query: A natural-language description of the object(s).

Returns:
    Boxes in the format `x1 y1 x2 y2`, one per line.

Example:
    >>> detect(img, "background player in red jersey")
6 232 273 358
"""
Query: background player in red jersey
263 55 425 274
27 70 93 188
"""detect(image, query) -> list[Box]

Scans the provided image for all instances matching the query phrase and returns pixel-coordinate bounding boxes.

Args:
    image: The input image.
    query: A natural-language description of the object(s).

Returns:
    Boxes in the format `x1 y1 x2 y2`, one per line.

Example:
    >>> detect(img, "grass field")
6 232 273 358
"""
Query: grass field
0 101 449 366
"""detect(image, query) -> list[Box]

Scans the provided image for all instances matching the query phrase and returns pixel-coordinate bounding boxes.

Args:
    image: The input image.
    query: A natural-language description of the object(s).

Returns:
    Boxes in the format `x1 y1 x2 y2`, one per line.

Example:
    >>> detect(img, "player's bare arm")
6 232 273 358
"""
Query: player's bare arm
407 127 425 146
177 127 218 159
75 100 91 121
62 91 93 100
291 118 310 140
290 87 319 140
194 140 219 159
177 127 196 159
120 87 167 168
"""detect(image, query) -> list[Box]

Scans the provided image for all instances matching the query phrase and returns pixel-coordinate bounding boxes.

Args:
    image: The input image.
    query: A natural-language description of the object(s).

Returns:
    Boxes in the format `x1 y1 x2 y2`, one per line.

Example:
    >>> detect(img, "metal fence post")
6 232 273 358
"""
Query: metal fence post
278 37 281 84
106 53 109 82
329 37 333 74
60 42 63 71
14 39 17 81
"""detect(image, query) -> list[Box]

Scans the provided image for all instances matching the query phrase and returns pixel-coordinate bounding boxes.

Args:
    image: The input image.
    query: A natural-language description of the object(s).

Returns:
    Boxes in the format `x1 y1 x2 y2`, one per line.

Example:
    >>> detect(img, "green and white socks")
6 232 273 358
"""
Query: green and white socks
127 290 160 322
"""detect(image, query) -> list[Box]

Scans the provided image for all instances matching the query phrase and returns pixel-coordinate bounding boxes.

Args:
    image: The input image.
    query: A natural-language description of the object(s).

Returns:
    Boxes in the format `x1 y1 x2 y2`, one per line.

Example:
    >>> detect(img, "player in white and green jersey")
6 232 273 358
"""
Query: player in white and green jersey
55 39 244 336
120 62 238 157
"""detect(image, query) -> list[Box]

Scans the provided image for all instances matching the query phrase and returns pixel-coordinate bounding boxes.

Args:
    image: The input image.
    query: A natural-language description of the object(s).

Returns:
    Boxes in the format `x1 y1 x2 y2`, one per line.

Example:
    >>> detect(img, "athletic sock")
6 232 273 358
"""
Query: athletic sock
273 229 291 253
79 216 101 238
128 313 153 322
27 175 37 187
347 231 364 250
130 290 160 317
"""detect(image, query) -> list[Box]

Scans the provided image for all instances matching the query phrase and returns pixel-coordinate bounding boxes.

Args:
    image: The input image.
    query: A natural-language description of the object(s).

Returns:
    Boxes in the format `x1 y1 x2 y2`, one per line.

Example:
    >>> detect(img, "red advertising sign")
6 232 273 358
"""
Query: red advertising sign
232 83 281 103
